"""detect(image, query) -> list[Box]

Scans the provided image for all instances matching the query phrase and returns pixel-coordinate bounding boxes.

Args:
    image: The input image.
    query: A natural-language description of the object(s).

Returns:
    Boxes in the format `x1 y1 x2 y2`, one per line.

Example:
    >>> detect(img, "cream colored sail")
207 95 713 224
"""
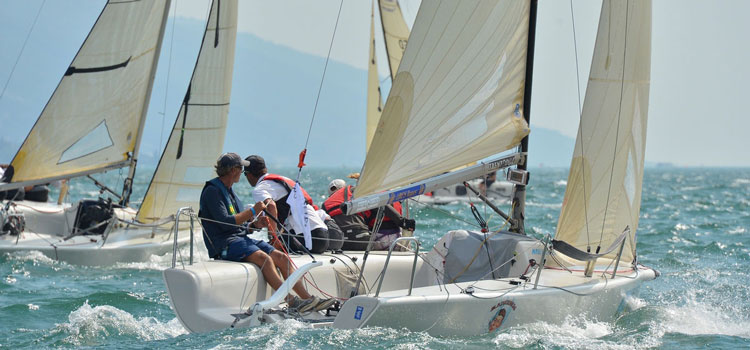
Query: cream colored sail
379 0 410 79
367 0 411 152
137 0 238 223
365 2 382 152
9 1 170 184
355 0 531 199
555 0 652 263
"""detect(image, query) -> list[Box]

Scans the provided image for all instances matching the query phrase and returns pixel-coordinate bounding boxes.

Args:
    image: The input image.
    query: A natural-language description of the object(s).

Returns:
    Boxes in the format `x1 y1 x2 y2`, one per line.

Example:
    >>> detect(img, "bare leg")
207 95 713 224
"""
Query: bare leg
244 251 285 291
270 250 312 299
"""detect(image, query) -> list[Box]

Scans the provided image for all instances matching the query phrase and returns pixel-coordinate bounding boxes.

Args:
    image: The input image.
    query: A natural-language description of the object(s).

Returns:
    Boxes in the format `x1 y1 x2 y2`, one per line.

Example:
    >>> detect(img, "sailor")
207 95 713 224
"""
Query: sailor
324 179 415 250
243 155 331 254
199 153 334 313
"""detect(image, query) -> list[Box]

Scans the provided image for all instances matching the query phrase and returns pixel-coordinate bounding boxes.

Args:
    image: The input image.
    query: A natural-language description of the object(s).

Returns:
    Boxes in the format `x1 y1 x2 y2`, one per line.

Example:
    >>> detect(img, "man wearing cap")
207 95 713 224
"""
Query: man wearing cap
199 153 333 313
243 155 331 254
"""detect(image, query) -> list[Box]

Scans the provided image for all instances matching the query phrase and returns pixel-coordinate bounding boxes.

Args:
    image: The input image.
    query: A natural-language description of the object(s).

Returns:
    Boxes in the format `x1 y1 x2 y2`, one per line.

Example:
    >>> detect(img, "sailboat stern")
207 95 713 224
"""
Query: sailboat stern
163 261 267 333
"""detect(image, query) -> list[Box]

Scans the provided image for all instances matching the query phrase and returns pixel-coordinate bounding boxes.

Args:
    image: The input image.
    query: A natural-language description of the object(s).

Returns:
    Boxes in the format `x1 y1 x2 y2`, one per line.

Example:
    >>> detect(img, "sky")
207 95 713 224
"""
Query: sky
1 0 749 167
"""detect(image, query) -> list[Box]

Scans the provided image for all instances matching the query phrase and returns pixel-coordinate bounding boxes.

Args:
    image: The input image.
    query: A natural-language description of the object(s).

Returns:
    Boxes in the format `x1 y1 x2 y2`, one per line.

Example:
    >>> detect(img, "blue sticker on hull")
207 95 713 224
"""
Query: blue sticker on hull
354 306 364 320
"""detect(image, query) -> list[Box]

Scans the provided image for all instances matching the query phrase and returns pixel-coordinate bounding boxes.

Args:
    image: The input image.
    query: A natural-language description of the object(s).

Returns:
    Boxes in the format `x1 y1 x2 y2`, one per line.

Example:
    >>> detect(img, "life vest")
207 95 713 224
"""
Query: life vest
323 185 354 217
362 201 402 228
259 174 317 222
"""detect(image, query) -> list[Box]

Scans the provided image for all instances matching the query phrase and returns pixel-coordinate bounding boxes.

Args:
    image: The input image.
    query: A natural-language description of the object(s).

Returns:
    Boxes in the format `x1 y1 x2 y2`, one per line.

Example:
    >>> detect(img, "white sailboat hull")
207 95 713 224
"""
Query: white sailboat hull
414 179 513 205
334 266 656 336
163 232 656 336
1 200 191 265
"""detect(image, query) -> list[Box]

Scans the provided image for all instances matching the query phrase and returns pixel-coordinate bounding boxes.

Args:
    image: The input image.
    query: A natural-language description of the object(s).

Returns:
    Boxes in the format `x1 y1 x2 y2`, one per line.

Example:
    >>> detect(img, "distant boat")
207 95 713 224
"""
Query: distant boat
0 0 238 266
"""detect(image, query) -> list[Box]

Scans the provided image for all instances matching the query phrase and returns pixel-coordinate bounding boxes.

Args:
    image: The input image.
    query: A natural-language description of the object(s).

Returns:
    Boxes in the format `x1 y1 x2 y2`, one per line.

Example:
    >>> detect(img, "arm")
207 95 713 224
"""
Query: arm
234 201 266 225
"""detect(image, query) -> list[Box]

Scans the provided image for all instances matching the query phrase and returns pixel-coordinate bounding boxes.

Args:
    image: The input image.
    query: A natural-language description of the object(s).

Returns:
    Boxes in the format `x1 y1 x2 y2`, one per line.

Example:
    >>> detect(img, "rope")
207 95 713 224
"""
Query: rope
569 0 592 251
599 1 631 247
0 0 46 102
159 0 177 152
297 0 345 180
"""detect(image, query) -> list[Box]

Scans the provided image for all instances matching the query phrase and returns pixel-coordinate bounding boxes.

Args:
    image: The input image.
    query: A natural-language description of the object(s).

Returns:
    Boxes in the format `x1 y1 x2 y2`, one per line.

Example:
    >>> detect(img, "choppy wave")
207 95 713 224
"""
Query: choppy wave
55 301 186 346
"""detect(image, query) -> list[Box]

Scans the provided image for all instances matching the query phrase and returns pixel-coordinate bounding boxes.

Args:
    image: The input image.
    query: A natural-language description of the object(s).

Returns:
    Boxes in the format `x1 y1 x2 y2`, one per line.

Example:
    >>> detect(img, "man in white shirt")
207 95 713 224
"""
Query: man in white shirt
243 155 331 254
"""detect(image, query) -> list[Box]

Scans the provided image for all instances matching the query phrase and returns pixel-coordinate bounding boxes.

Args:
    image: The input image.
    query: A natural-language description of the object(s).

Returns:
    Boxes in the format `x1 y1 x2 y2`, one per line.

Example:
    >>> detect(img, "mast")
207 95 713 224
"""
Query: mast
509 0 538 234
120 0 172 206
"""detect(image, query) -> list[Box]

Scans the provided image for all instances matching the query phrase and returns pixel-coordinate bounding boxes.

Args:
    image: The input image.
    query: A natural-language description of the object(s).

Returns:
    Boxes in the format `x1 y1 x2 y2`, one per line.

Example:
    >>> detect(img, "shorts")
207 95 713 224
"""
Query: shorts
223 236 275 262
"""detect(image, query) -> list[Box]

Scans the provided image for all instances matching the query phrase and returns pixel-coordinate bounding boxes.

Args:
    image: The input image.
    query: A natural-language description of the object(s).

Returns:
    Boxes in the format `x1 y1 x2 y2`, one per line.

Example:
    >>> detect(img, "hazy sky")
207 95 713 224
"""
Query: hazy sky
1 0 749 167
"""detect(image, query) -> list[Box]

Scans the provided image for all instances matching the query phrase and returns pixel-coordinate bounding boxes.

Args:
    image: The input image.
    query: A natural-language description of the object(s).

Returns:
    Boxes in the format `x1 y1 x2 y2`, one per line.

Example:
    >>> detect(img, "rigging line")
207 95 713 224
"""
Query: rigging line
599 0 630 246
569 0 592 249
159 0 178 152
0 0 46 102
302 0 344 152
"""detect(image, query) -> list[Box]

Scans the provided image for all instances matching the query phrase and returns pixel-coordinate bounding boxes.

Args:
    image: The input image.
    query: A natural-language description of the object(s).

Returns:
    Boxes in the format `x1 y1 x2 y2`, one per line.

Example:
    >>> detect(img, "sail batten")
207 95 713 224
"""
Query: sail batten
136 0 238 223
554 0 652 263
355 0 531 199
9 1 171 184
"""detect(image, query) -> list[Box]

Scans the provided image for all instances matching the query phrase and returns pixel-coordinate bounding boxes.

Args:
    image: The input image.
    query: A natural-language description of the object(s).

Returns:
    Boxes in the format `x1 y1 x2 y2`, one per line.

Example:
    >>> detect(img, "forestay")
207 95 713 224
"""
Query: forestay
355 0 531 199
555 0 652 263
137 0 238 223
9 1 169 184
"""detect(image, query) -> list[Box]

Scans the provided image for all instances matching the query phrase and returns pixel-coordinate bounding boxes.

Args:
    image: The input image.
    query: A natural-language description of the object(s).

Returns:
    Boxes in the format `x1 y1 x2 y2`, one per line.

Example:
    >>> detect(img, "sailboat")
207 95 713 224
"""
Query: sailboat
163 0 658 336
0 0 238 266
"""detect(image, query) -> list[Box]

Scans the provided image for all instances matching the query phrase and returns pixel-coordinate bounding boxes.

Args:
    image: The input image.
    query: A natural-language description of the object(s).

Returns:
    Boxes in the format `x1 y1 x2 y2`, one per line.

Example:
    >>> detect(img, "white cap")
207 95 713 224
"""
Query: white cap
327 179 346 196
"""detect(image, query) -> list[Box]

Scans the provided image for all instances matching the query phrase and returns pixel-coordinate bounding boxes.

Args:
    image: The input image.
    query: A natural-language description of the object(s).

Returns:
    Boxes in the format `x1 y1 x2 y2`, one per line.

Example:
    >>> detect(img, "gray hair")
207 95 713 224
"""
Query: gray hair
215 164 234 177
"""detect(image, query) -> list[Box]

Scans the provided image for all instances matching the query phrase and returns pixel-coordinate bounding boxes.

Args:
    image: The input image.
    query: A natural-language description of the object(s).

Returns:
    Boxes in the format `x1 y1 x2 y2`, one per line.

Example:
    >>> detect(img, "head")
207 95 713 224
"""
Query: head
327 179 346 197
243 155 267 186
215 152 249 184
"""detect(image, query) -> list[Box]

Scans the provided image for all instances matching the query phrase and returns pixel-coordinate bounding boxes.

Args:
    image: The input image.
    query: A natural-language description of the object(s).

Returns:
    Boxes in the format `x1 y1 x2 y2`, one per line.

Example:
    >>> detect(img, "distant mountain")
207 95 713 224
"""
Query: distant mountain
1 16 575 170
526 127 575 168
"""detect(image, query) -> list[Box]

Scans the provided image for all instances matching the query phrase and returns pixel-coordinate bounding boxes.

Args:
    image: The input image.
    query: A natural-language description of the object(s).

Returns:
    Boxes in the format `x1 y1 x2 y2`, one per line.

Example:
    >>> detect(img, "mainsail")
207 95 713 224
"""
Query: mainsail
137 0 238 223
366 0 411 152
554 0 652 263
8 1 170 186
355 0 531 199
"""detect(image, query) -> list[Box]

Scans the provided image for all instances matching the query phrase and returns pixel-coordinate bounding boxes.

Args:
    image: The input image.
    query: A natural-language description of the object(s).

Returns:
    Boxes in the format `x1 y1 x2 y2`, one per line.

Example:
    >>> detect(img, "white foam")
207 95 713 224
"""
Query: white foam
495 316 660 350
653 296 750 338
5 250 58 265
57 301 186 345
730 178 750 187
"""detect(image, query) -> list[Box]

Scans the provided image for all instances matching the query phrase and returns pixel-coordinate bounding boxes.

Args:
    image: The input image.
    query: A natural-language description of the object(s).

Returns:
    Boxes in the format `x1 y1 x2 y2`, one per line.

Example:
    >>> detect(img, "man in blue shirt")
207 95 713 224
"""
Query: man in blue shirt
199 153 334 313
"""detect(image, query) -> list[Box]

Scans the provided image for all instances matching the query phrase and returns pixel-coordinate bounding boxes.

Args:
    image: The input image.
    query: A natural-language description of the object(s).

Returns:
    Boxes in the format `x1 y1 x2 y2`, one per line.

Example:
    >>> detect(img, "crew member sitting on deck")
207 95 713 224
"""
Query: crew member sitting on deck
243 155 331 254
199 152 334 313
324 179 415 251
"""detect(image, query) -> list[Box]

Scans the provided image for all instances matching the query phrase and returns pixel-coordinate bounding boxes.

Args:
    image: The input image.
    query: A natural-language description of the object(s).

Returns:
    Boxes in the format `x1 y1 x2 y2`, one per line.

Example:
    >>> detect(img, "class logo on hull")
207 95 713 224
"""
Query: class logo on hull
488 299 517 332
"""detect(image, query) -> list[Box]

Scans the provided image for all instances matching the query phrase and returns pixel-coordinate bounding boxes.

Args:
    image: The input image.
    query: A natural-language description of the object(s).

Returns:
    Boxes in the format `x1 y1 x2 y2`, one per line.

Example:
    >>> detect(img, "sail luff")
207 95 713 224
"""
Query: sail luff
366 1 382 152
554 0 652 263
121 0 173 206
354 0 531 199
378 0 410 79
135 0 238 223
8 1 171 185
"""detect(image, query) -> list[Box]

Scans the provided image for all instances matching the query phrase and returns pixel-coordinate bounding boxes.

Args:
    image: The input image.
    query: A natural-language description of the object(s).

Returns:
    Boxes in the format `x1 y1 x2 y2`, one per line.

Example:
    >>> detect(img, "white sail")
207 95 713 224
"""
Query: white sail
9 1 170 184
137 0 238 223
366 0 411 152
554 0 652 263
355 0 531 199
378 0 410 79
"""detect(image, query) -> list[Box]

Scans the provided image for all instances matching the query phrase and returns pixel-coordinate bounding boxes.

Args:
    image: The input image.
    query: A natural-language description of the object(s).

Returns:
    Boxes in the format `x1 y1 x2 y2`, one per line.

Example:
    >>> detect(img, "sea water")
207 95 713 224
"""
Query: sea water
1 167 749 349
